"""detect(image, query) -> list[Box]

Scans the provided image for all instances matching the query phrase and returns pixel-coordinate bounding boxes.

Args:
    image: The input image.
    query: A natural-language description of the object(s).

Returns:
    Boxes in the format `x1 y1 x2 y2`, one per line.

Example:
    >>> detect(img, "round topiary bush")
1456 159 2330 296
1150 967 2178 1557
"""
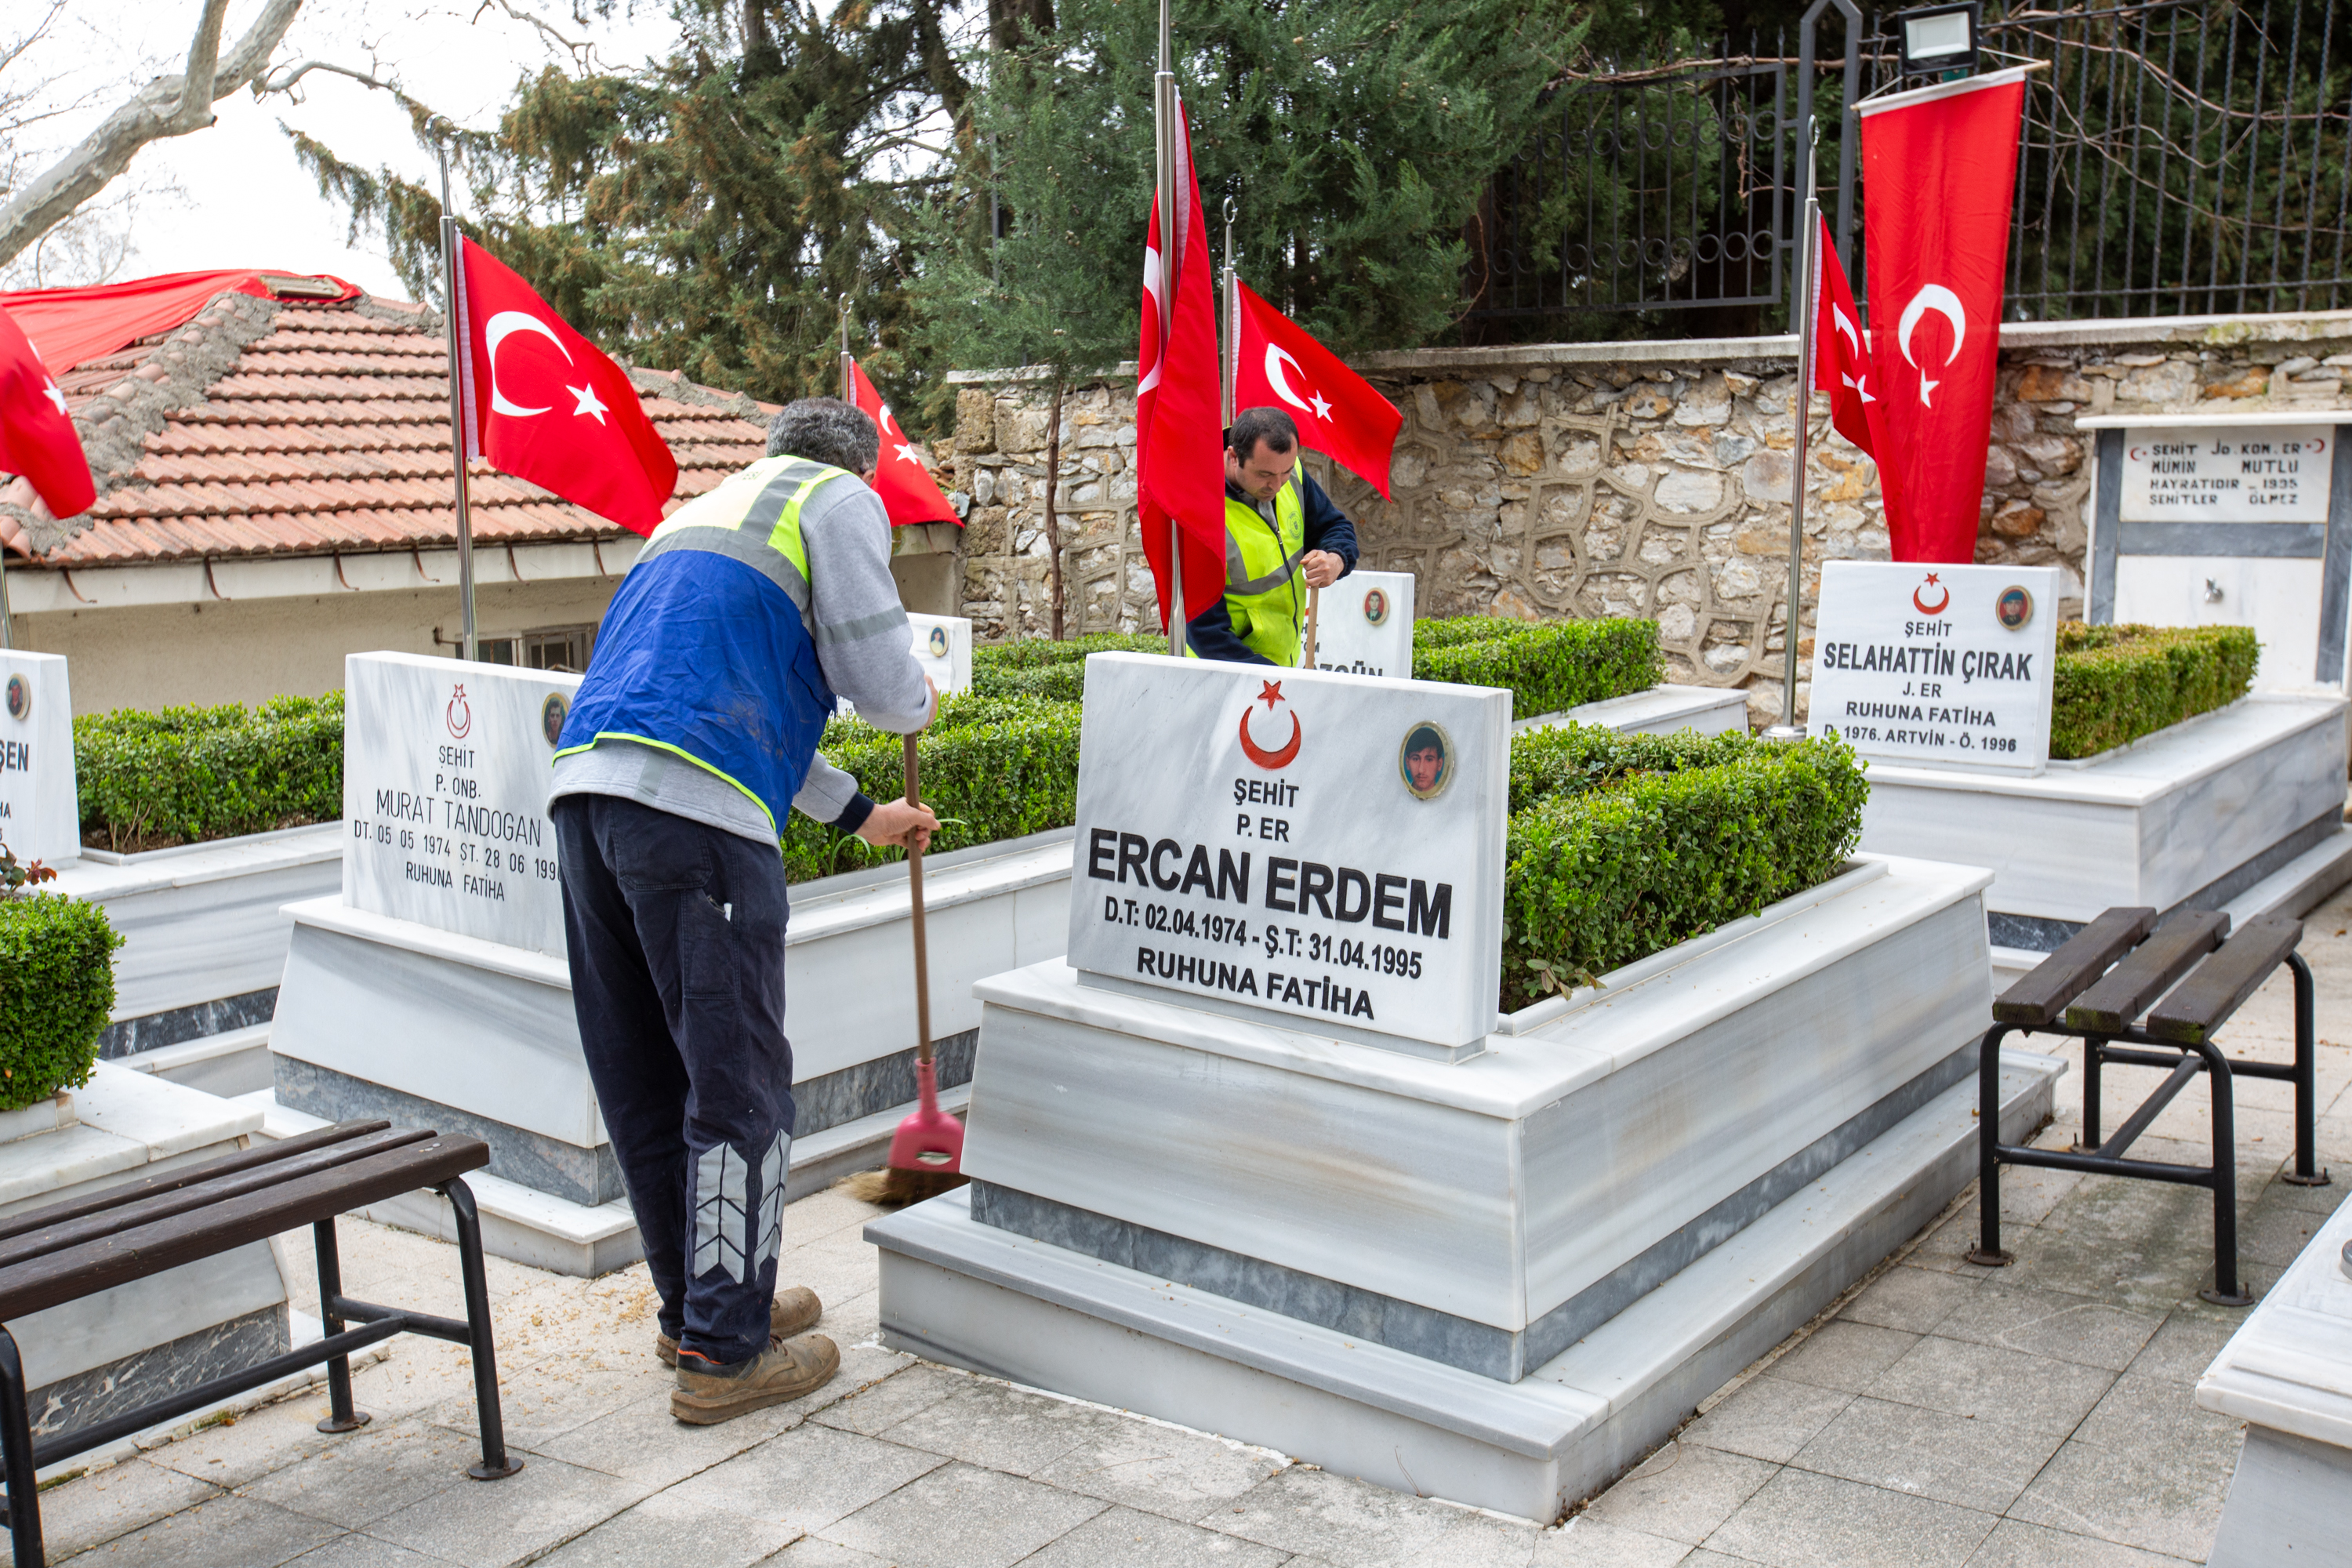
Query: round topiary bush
0 894 124 1112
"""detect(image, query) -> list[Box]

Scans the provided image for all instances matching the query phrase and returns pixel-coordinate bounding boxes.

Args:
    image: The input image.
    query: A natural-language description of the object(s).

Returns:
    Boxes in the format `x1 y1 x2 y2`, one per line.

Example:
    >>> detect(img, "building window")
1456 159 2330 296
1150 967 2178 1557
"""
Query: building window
523 625 595 673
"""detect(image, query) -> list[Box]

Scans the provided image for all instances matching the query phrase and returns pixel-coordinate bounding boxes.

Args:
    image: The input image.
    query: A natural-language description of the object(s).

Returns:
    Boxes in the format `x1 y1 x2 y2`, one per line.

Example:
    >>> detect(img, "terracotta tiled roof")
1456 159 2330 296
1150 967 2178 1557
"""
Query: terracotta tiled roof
2 289 775 564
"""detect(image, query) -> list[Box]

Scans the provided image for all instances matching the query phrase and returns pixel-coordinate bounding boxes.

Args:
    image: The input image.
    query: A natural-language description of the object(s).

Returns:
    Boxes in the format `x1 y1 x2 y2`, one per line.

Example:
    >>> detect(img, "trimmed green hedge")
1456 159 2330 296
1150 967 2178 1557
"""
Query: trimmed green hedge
2050 623 2259 760
1413 617 1663 720
1500 724 1869 1010
970 634 1167 702
784 692 1083 883
77 693 343 852
0 895 122 1113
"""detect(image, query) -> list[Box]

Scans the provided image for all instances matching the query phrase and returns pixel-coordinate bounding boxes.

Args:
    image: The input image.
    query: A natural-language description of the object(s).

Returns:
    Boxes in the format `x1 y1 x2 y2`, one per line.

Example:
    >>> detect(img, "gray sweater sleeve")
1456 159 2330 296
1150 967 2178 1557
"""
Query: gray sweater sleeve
800 476 937 733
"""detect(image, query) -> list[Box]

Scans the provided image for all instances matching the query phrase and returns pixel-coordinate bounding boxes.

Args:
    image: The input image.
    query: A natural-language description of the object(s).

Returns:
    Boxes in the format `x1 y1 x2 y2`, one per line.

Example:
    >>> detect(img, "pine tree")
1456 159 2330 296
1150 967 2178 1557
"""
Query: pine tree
924 0 1592 375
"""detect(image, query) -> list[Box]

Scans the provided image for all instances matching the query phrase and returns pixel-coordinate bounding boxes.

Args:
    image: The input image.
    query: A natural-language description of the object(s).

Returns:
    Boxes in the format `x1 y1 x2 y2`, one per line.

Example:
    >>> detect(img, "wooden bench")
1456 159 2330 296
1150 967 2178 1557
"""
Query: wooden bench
0 1119 522 1565
1974 907 2331 1305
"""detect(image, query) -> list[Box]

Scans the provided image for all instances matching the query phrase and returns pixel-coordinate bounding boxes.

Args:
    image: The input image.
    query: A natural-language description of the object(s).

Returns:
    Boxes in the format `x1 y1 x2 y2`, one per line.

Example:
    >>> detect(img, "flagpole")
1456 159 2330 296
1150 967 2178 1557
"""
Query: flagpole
1220 198 1237 427
0 517 14 648
838 293 853 401
1764 118 1821 743
437 144 479 662
1154 0 1185 659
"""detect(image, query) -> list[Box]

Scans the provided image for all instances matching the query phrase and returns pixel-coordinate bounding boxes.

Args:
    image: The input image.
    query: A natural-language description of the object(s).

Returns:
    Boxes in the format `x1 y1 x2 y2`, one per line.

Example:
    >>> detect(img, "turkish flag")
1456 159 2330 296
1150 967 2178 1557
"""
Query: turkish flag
1857 68 2028 563
1231 283 1403 499
846 357 958 526
1810 215 1885 460
0 303 95 521
452 237 677 536
1134 98 1228 632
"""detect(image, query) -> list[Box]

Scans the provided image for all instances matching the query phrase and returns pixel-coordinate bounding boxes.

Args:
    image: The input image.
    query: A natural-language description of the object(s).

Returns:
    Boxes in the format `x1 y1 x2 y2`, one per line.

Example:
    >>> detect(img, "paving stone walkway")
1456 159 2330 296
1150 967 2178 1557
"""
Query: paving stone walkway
33 892 2352 1566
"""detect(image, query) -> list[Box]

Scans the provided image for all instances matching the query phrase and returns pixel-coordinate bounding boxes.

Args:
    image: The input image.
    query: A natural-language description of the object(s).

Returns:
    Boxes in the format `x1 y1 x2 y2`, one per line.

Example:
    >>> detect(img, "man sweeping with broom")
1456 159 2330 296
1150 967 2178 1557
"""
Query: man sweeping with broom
550 397 938 1425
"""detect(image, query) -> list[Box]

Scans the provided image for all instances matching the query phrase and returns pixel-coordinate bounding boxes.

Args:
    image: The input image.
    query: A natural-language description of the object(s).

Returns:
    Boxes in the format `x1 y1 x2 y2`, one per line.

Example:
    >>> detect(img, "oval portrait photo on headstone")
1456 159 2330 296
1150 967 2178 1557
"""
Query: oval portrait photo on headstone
1363 586 1390 626
1995 585 2034 631
3 675 25 722
1399 720 1453 801
541 692 570 747
927 626 949 658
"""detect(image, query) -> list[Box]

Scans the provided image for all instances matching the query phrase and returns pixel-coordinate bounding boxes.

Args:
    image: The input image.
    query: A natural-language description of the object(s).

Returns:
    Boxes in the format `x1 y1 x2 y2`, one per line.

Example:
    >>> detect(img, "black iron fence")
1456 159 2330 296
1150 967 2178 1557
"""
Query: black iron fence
1465 0 2352 329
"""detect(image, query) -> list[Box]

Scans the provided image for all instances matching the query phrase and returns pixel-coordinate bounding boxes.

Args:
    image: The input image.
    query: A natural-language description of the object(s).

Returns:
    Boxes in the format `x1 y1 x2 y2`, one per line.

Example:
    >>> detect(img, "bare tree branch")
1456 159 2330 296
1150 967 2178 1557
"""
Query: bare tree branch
0 0 303 269
255 57 400 97
470 0 598 73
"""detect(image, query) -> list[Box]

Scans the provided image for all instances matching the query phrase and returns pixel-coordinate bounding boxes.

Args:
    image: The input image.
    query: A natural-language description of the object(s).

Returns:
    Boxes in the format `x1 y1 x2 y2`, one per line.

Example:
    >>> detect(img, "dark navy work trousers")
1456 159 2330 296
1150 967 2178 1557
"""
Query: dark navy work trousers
554 793 795 1366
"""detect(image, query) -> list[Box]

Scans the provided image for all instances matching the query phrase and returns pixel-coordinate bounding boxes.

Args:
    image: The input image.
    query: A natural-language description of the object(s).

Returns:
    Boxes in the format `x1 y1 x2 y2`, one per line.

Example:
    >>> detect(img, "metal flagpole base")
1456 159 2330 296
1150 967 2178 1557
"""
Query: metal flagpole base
1760 724 1807 742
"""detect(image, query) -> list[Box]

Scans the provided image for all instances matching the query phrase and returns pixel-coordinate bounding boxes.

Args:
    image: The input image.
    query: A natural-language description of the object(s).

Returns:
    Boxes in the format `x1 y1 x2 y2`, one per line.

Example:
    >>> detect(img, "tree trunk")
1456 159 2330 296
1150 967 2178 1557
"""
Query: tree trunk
1043 378 1067 641
0 0 304 270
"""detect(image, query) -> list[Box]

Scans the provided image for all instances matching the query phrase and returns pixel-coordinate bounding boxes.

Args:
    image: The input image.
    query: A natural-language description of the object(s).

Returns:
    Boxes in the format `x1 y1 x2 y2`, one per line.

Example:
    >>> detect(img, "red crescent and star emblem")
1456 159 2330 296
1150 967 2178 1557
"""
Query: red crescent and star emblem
1238 679 1301 770
1911 573 1950 616
446 683 474 740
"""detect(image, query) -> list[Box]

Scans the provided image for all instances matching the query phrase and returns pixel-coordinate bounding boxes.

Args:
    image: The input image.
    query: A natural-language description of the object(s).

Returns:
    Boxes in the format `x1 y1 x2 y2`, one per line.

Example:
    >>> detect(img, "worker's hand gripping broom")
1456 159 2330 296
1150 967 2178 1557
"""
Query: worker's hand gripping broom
846 734 967 1206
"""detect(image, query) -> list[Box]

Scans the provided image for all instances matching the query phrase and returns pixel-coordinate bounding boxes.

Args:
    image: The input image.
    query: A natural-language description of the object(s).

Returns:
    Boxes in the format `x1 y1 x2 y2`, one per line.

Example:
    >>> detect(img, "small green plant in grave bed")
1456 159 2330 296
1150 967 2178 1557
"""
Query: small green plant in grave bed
76 692 344 853
2049 623 2259 760
1500 724 1869 1012
1412 616 1663 719
0 859 122 1112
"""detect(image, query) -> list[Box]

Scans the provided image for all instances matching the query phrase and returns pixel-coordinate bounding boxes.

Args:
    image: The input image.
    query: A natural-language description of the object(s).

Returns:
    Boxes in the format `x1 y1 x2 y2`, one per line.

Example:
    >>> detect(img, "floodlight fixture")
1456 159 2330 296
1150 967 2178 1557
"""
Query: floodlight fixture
1896 3 1980 77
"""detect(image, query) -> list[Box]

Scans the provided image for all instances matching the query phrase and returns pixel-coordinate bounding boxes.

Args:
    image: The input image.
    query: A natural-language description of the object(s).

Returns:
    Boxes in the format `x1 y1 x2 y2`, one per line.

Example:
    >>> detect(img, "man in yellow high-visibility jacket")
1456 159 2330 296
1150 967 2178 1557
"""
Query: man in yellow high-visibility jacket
1184 406 1359 666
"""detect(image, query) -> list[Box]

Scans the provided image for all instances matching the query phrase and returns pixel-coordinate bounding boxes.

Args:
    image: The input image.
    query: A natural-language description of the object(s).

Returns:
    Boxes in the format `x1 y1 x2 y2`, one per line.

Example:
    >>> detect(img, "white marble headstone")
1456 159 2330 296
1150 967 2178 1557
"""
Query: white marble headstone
343 652 580 956
1066 653 1508 1049
2119 424 2332 522
0 652 77 867
1308 571 1415 679
908 614 972 697
1809 562 2062 775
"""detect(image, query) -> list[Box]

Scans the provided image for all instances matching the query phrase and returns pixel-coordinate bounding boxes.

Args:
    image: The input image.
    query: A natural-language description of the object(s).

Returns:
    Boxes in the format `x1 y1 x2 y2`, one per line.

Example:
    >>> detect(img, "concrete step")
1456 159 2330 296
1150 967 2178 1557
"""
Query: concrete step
869 1049 2063 1523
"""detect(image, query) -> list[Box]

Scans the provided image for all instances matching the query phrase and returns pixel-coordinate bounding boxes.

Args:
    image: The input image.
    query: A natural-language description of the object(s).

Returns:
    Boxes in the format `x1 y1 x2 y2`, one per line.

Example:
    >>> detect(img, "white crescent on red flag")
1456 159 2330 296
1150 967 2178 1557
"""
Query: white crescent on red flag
1230 282 1402 499
452 237 678 537
0 303 95 521
846 357 958 526
1809 213 1885 461
1857 68 2029 563
1134 98 1228 632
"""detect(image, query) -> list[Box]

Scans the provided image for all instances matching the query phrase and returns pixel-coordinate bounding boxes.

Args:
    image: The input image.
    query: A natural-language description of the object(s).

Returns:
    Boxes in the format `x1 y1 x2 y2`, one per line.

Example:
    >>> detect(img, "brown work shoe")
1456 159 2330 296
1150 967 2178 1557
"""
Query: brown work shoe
655 1287 822 1367
670 1331 840 1425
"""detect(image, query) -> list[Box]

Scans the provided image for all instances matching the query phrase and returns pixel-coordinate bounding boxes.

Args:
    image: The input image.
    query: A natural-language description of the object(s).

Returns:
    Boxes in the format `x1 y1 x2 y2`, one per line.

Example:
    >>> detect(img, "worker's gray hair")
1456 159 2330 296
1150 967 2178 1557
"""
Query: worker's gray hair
767 397 880 474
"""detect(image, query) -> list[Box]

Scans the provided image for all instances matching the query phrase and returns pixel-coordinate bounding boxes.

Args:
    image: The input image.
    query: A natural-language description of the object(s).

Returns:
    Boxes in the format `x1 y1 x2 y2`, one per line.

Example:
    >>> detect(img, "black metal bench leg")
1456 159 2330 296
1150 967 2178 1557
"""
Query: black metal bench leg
2081 1036 2104 1152
442 1181 523 1481
0 1327 43 1567
2196 1044 2253 1308
312 1218 372 1435
1968 1025 2014 1266
2283 952 2331 1187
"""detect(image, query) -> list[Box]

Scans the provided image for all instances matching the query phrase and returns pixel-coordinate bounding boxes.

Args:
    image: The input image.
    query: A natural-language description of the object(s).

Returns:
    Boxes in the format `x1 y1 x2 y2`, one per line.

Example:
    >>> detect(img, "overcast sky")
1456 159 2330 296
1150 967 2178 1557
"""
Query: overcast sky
11 0 684 298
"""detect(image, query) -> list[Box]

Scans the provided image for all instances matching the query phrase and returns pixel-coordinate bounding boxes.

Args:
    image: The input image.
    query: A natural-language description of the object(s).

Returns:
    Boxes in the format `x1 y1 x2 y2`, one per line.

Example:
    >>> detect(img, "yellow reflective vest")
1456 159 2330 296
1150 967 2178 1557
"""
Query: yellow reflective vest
1192 476 1307 666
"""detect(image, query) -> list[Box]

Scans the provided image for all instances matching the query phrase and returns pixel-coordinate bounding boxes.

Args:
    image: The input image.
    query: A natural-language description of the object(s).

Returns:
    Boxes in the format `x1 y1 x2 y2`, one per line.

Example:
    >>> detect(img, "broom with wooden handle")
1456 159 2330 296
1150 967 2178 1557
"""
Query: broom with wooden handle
846 734 967 1206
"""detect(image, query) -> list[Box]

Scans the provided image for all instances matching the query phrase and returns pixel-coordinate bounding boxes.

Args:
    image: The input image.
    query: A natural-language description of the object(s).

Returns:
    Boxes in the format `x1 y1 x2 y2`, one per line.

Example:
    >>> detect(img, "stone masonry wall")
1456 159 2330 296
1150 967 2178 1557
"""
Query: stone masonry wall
945 311 2352 727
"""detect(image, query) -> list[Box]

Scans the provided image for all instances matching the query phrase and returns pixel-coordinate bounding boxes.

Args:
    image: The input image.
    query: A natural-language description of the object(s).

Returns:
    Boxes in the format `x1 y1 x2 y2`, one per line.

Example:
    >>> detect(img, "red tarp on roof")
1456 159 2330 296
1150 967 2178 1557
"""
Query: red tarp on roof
0 269 361 377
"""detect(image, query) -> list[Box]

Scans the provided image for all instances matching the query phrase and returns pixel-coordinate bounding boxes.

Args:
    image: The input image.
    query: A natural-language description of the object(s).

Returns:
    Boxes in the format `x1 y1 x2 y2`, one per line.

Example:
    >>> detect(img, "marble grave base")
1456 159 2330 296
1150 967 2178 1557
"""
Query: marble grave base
1515 682 1750 739
52 822 342 1093
2198 1169 2352 1567
872 852 2034 1516
1857 695 2352 982
265 829 1076 1273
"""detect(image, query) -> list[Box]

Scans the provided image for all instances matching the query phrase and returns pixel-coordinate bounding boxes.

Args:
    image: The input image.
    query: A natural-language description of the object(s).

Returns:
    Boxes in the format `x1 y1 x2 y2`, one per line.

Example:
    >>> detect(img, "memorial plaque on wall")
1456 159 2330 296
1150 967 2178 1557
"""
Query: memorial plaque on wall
1810 562 2062 775
343 652 580 956
1066 653 1509 1047
0 652 78 866
2119 425 2333 522
1308 570 1416 678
